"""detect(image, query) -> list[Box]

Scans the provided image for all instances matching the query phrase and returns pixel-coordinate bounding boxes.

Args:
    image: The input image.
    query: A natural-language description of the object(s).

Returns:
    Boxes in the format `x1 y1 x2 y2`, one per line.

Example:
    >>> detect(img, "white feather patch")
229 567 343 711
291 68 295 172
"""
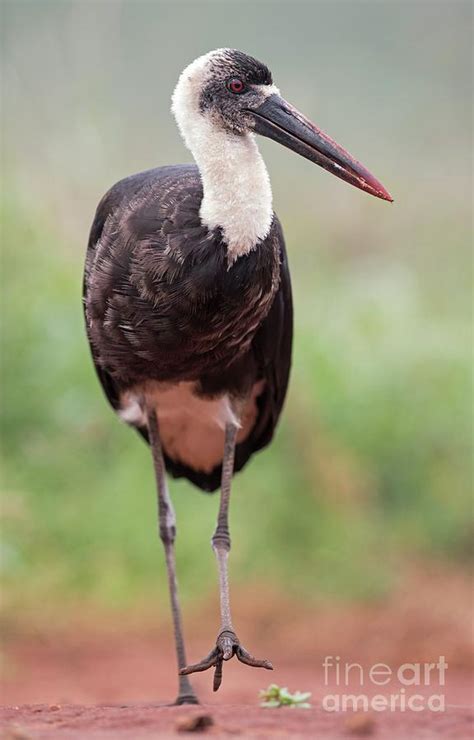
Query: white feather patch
119 380 264 474
118 398 146 426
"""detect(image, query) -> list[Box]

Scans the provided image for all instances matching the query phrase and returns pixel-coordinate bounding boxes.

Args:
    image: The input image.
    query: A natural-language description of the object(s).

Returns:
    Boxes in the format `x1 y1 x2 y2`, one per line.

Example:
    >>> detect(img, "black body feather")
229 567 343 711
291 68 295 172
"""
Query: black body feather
83 165 293 492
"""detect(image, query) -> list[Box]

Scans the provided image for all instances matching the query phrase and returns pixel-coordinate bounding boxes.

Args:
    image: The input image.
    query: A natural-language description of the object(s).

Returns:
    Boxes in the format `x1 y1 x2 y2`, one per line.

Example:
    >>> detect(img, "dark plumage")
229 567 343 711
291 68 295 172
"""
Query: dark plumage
84 165 292 492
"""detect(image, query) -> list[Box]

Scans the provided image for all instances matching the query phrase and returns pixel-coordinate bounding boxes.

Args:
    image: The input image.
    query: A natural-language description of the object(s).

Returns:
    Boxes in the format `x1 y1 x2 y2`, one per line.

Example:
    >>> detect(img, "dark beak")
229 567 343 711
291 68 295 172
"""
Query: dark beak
250 94 393 202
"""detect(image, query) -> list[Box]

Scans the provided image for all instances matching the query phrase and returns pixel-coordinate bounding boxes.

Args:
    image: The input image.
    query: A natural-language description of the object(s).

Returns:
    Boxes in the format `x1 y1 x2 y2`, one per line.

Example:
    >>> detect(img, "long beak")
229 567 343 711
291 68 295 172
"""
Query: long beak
250 94 393 202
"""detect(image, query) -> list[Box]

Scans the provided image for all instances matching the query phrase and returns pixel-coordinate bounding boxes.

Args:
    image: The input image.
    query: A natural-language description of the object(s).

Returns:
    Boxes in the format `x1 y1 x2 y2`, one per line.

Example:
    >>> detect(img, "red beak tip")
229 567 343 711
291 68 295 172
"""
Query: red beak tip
359 173 393 203
373 184 393 203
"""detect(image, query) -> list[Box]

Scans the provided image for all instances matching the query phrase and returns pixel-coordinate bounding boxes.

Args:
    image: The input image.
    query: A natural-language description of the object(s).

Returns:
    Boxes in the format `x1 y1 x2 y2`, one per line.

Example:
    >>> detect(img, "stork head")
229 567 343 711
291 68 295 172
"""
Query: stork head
172 49 275 137
172 48 392 202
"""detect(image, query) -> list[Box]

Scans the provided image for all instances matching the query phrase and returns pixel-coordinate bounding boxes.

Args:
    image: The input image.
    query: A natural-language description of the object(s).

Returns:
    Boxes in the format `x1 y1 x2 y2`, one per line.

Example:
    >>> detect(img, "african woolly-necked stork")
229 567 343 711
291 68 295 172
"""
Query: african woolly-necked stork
83 49 392 704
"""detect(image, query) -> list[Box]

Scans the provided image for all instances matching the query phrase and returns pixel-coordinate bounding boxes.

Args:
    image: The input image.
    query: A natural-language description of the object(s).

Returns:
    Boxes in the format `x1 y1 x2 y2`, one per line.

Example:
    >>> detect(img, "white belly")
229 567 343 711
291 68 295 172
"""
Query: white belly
119 381 251 473
152 382 240 473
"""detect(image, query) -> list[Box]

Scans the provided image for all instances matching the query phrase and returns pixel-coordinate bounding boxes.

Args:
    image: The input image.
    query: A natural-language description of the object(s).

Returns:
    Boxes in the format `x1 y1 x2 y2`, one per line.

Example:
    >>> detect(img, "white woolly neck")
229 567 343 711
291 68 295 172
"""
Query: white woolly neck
194 124 273 260
171 52 273 261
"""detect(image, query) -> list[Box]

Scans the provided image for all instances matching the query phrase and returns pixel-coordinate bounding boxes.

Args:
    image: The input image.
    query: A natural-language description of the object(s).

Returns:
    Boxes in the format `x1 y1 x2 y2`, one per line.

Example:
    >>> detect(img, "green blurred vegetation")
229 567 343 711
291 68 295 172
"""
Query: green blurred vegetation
1 1 472 617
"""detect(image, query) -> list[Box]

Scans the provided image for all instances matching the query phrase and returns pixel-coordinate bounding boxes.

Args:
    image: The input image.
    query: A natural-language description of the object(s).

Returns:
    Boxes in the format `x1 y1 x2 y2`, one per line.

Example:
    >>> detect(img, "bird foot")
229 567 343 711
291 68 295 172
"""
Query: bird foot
179 629 273 691
173 693 200 706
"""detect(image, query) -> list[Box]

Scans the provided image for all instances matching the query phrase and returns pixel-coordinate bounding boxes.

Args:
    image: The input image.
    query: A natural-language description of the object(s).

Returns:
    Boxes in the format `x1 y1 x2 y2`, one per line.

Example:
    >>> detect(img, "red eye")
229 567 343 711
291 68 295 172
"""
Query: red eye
227 78 245 94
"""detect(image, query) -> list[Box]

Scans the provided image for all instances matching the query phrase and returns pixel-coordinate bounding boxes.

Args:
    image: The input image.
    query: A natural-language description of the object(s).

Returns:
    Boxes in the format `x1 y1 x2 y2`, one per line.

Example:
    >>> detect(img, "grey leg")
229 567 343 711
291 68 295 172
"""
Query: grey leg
180 422 273 691
147 407 199 705
212 421 238 632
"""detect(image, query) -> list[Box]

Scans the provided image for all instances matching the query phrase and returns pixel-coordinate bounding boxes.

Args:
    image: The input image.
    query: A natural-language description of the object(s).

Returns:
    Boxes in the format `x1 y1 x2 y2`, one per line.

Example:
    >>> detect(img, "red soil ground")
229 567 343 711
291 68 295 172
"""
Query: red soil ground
1 701 473 740
1 572 473 738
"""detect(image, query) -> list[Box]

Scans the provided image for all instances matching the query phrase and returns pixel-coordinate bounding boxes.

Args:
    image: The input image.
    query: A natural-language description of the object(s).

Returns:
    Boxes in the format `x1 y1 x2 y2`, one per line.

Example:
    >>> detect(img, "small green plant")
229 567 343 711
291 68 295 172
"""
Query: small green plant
259 684 312 709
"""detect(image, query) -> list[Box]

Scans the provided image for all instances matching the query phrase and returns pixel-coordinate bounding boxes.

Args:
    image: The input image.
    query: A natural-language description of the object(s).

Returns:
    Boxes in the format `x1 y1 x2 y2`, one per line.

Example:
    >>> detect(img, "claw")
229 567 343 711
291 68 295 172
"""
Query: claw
179 630 273 691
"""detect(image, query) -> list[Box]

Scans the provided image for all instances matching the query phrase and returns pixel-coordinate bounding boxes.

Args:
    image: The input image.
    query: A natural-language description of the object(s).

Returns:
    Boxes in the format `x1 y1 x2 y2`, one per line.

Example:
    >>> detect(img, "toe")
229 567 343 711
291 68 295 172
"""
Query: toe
179 648 219 675
237 645 273 670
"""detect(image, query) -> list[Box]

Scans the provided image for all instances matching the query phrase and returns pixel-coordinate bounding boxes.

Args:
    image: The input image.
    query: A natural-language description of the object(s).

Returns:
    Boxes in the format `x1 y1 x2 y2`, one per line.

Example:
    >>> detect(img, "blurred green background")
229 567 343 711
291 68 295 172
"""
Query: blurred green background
1 1 472 621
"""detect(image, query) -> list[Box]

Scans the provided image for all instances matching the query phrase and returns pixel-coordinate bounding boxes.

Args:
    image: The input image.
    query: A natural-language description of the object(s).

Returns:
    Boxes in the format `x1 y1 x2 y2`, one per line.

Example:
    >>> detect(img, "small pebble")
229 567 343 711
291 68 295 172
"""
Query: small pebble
175 712 214 733
345 712 376 736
